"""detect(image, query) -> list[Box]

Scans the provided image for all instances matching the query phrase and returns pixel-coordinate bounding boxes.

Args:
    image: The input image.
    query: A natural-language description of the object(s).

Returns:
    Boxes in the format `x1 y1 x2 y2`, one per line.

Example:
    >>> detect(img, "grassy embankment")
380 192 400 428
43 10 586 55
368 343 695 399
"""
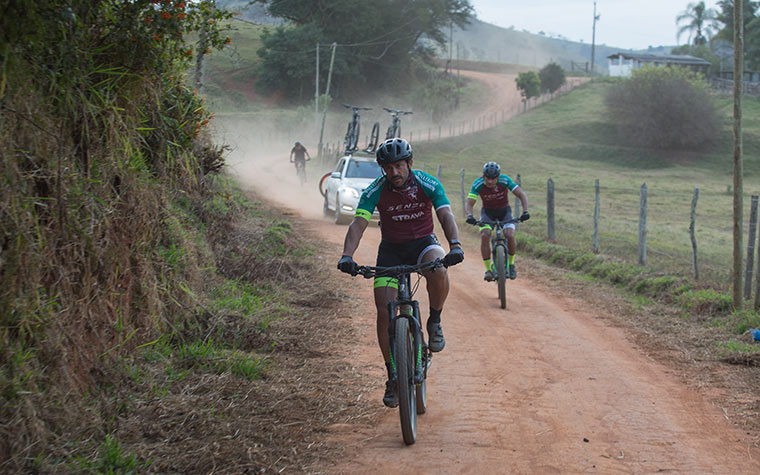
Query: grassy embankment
415 80 760 354
1 4 363 472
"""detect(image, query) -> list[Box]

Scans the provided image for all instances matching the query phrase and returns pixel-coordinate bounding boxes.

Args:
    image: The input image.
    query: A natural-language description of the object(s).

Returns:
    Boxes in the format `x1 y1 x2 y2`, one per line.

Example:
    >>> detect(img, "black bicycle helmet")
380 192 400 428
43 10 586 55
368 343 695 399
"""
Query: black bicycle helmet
376 138 412 165
483 161 501 178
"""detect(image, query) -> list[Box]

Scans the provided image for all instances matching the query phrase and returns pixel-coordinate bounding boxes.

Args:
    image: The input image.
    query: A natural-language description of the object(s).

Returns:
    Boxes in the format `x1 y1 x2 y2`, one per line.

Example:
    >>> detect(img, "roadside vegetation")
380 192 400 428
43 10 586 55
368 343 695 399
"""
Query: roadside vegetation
0 1 374 471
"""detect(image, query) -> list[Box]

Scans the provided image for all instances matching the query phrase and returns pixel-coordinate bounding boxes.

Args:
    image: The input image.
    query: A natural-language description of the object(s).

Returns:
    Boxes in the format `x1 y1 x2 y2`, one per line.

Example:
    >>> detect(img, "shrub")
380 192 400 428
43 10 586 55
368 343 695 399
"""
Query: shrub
539 62 566 93
604 66 722 149
516 71 541 101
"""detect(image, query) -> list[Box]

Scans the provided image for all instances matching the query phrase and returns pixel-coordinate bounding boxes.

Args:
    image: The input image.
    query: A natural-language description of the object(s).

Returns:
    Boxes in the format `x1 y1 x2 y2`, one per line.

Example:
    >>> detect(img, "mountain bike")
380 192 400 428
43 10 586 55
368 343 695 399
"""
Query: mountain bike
343 103 372 152
290 158 308 186
351 258 452 445
383 107 413 139
470 216 527 309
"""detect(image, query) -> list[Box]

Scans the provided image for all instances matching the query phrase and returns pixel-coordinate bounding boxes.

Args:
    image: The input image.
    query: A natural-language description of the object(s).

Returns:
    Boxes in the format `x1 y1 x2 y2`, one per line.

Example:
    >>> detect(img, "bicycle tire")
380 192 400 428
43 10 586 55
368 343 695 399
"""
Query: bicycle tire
351 120 360 150
344 123 353 151
318 172 330 198
395 317 417 445
368 122 380 151
298 165 306 186
415 348 427 415
495 244 507 309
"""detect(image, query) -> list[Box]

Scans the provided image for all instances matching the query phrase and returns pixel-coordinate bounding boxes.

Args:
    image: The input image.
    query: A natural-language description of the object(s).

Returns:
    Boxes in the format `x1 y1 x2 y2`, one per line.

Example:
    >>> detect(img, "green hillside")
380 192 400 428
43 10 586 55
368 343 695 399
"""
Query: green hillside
416 81 760 288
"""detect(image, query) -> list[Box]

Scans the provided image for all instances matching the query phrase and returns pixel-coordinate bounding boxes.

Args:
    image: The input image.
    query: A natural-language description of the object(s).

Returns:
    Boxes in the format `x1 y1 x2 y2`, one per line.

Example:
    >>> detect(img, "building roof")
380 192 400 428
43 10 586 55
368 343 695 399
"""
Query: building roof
607 52 711 66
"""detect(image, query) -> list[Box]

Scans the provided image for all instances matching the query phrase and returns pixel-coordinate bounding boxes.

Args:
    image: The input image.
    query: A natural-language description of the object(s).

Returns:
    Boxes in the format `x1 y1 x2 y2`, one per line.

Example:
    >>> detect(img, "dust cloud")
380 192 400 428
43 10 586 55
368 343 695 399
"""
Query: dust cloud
214 117 332 220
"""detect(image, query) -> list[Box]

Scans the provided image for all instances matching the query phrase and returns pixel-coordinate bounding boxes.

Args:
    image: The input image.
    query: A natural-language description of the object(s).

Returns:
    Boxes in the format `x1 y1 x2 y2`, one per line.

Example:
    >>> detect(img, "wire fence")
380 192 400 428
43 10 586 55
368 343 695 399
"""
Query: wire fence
411 164 759 295
318 78 588 161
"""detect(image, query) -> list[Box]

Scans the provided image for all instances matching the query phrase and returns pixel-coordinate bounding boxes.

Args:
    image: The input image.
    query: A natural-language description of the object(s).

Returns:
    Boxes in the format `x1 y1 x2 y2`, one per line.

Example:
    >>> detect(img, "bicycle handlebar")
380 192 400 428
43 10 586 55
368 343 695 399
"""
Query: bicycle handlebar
352 258 448 279
471 216 527 227
343 103 372 111
383 107 413 115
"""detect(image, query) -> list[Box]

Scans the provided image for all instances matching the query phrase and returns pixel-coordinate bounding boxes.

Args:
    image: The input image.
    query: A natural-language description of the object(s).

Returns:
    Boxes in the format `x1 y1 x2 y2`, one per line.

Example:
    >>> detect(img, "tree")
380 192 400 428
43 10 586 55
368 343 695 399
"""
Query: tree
604 66 721 149
515 71 540 102
671 43 720 75
253 0 473 100
715 0 760 69
676 1 717 45
714 0 758 43
538 62 566 93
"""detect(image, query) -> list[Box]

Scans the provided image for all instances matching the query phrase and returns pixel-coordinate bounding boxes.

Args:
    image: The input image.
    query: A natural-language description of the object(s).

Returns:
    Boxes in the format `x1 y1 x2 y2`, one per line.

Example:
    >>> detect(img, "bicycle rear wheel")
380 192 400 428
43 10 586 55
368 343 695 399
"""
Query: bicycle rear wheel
368 122 380 151
495 244 507 309
415 346 427 415
395 317 417 445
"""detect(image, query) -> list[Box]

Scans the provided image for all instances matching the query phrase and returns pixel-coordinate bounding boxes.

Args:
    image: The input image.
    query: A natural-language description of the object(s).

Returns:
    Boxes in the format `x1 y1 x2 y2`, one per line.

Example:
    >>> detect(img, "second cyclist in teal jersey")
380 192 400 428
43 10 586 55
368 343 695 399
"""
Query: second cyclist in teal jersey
337 138 464 408
465 161 529 281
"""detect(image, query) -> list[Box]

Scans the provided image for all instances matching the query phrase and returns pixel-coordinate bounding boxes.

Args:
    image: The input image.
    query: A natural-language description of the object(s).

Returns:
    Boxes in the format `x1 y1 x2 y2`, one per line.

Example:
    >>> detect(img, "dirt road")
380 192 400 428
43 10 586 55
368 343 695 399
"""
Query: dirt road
227 152 760 474
222 70 759 474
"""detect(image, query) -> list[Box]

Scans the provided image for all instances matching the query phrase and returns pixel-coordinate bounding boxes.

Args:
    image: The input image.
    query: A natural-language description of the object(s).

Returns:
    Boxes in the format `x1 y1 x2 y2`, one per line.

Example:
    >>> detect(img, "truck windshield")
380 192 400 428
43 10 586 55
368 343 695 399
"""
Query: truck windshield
345 159 382 179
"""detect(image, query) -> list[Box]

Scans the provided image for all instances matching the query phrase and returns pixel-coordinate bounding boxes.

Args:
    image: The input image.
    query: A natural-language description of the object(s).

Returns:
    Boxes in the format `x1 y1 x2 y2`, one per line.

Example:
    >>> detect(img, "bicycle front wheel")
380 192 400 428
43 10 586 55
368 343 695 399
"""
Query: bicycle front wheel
495 244 507 309
395 317 417 445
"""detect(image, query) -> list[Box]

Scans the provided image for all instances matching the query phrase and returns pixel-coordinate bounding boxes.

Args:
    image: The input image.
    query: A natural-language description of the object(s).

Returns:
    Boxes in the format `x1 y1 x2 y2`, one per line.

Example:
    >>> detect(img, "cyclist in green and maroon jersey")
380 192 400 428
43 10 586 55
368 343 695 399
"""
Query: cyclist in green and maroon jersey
465 161 529 281
337 138 464 408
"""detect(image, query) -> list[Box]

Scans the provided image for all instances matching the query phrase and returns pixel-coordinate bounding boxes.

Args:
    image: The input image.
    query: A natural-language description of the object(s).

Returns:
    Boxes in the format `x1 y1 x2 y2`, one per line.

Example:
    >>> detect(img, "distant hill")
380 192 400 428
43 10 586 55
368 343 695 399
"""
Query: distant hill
217 0 282 25
447 18 673 74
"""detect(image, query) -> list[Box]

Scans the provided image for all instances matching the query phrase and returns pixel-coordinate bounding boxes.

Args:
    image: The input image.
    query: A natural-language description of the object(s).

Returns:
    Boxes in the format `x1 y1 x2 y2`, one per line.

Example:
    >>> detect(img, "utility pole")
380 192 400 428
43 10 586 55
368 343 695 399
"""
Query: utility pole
447 22 453 72
318 43 337 165
590 1 600 75
315 43 319 130
733 0 745 309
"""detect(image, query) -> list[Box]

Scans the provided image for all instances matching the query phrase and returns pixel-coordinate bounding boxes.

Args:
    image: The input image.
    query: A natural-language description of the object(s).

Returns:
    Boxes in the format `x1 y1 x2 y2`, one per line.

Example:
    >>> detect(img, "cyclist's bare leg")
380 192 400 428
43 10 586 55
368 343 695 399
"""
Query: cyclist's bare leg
420 247 448 310
480 228 491 260
374 286 397 363
504 227 517 256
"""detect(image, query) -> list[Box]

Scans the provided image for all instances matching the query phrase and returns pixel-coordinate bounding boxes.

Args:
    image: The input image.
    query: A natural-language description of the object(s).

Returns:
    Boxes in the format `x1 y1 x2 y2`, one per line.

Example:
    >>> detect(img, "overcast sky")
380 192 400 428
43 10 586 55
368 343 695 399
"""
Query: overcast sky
470 0 723 50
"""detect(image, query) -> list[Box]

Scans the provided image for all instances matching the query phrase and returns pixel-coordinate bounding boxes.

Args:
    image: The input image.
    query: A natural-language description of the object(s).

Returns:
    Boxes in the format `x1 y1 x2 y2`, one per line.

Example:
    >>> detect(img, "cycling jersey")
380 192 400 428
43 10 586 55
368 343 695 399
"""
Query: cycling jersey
468 174 518 210
291 146 307 161
356 170 451 243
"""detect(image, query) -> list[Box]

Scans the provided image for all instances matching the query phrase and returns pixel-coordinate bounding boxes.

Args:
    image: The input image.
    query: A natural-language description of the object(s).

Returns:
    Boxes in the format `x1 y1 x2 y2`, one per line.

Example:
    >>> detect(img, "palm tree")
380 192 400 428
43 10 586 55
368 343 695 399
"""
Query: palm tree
677 1 717 45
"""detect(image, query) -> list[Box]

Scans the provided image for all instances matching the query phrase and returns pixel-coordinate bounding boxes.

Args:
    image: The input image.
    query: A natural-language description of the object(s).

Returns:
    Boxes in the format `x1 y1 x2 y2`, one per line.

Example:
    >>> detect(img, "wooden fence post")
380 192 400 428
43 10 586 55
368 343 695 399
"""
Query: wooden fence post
514 174 522 217
755 210 760 308
547 178 555 240
514 174 522 230
690 187 699 280
460 168 466 218
593 179 600 253
639 183 648 266
745 195 759 299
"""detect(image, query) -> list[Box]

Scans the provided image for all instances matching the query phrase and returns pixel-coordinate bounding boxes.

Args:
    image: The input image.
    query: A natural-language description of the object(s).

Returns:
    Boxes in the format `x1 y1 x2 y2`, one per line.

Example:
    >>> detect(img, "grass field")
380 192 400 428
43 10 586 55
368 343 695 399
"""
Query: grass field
415 81 760 291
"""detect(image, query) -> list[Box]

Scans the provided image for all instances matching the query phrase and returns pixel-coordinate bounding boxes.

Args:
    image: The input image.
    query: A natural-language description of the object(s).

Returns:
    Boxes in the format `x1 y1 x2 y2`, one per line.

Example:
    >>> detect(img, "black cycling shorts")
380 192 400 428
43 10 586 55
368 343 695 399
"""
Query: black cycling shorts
374 234 444 289
376 234 444 267
480 206 514 230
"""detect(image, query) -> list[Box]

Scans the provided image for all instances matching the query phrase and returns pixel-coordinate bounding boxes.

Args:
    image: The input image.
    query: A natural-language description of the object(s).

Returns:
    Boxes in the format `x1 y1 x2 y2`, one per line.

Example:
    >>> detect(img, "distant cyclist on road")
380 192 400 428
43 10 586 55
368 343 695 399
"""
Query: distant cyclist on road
336 138 464 408
465 161 529 281
289 141 311 175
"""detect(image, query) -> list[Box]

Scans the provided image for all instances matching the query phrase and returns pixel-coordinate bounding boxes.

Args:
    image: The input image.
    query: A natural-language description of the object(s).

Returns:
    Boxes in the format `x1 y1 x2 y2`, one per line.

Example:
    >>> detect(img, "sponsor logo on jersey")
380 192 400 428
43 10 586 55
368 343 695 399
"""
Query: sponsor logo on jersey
391 210 426 221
